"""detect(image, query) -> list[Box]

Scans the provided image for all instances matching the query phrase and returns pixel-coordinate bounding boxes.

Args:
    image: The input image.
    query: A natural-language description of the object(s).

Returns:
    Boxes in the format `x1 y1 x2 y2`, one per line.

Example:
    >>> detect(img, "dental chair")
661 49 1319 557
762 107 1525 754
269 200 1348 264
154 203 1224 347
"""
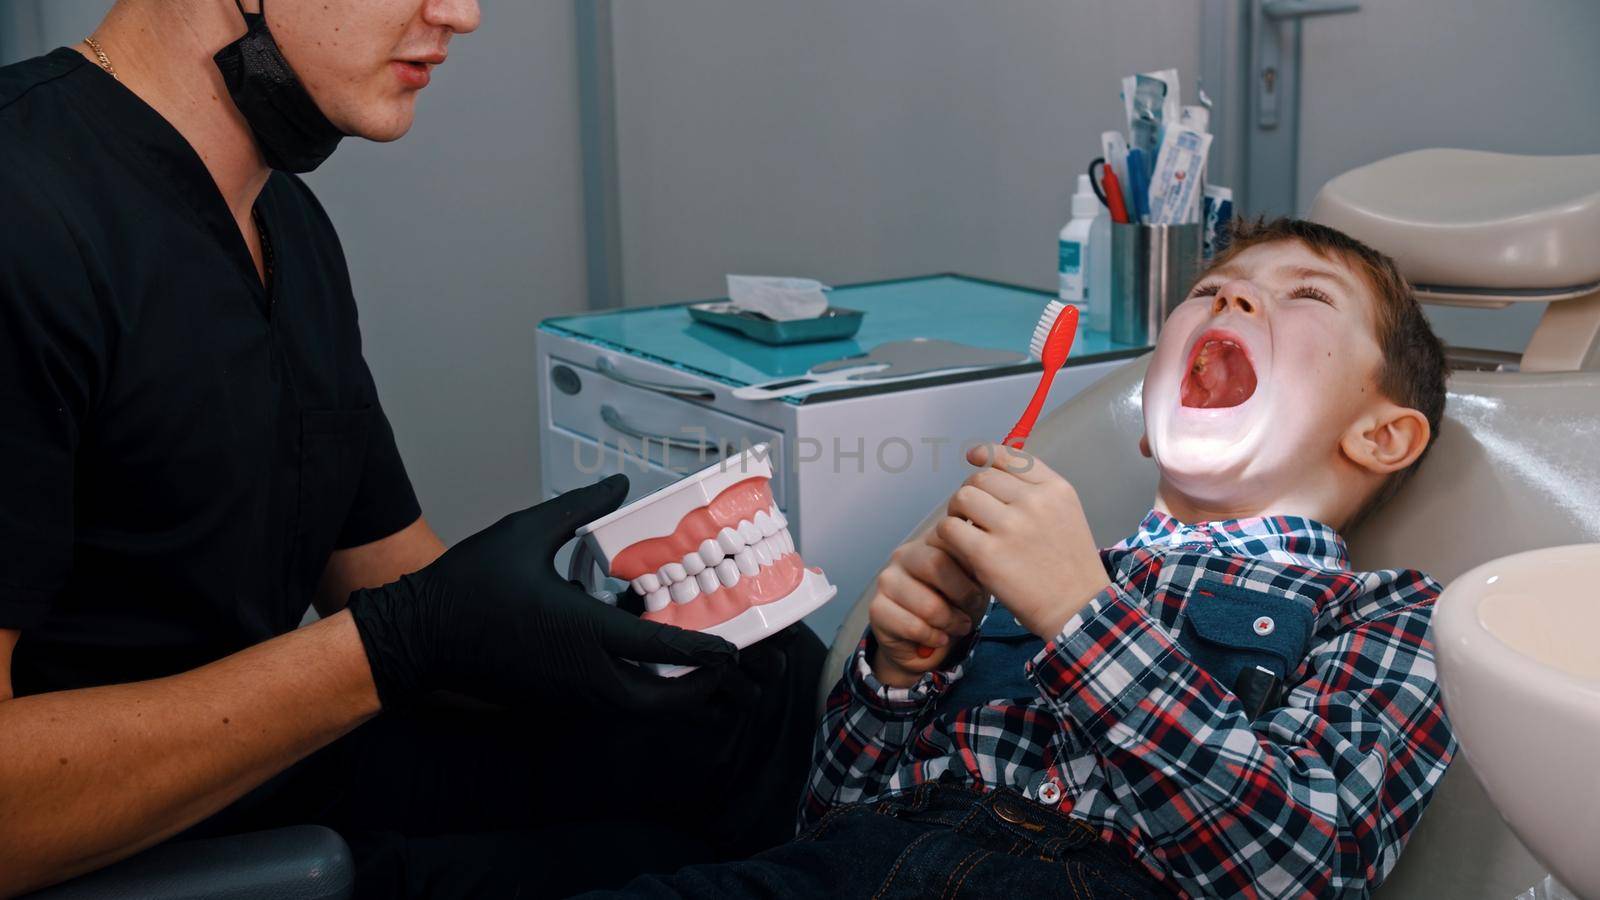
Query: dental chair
820 149 1600 899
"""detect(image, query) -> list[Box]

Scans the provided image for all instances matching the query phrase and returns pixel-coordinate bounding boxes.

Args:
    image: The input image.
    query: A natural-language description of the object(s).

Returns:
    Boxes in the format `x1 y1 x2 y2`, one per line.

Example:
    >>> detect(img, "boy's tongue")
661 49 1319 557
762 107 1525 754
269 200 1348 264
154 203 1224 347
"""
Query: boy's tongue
1182 338 1257 409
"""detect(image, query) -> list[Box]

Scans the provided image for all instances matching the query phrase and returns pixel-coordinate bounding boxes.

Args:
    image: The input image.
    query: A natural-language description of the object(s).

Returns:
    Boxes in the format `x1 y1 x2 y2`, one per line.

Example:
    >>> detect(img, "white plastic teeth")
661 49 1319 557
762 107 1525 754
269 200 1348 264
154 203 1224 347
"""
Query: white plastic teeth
699 538 726 566
632 506 797 603
670 578 699 604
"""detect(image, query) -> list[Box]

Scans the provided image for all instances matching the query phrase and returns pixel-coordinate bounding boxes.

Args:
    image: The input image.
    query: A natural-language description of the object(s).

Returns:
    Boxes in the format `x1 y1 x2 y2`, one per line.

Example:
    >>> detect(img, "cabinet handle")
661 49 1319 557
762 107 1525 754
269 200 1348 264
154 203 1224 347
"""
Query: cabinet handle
594 357 715 401
600 405 733 458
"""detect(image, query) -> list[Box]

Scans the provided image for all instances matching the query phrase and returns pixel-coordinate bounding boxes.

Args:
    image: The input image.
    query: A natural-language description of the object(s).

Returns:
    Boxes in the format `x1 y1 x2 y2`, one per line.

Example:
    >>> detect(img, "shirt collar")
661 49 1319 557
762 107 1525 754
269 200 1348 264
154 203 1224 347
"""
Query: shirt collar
1116 509 1351 571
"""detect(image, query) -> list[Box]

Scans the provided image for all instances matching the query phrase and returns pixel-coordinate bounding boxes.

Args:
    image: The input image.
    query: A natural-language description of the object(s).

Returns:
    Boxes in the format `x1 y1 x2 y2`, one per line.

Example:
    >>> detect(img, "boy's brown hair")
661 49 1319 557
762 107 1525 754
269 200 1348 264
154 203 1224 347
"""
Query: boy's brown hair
1203 217 1449 524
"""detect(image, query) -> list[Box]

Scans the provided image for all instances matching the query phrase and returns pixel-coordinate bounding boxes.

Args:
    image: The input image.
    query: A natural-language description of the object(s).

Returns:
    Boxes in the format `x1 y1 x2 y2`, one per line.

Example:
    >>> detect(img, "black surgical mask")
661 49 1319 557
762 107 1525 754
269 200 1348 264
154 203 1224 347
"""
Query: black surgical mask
213 0 346 173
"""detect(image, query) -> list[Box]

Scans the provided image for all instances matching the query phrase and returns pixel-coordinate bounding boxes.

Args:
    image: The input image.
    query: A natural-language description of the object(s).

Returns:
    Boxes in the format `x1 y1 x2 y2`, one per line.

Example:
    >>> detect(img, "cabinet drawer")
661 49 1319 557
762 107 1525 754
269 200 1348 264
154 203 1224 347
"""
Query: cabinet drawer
542 429 681 504
544 353 786 507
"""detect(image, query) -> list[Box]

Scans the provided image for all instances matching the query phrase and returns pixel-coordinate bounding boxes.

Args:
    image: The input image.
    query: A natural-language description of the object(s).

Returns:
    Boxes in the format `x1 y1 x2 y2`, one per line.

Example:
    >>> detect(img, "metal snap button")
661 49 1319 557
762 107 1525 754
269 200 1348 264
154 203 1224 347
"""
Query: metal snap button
1038 779 1063 805
994 798 1028 824
1253 615 1275 636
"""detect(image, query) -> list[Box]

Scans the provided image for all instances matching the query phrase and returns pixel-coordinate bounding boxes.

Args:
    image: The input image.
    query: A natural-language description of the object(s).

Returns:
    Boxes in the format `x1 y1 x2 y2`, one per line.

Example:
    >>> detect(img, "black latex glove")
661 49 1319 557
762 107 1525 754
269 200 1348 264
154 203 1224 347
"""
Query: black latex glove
347 474 738 711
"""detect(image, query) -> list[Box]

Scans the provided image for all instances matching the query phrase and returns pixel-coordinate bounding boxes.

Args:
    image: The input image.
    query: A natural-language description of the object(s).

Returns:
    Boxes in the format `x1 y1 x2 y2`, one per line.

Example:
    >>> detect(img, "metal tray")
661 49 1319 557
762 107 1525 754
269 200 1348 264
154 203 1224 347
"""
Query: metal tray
687 301 864 345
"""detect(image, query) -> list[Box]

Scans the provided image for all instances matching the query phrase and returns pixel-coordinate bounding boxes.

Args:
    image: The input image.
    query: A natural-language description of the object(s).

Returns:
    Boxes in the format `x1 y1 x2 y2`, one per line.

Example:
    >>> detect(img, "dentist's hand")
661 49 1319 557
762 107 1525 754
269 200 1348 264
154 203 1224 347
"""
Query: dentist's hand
938 444 1111 641
346 475 738 711
867 534 987 687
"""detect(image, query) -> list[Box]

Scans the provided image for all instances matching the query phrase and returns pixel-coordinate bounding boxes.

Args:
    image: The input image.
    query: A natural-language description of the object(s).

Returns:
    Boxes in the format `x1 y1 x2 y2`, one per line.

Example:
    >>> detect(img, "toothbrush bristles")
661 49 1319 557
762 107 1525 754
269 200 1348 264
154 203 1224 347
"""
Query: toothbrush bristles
1030 300 1077 368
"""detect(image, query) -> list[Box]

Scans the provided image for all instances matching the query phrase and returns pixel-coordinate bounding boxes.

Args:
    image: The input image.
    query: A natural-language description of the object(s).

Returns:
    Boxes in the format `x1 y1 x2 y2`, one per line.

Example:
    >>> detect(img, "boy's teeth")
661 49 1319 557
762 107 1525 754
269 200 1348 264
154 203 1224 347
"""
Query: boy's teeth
670 578 699 604
715 559 740 588
696 569 720 594
734 549 759 577
754 510 778 536
717 527 744 554
633 573 661 595
738 521 762 544
682 552 706 576
699 538 726 567
644 588 670 612
659 562 687 584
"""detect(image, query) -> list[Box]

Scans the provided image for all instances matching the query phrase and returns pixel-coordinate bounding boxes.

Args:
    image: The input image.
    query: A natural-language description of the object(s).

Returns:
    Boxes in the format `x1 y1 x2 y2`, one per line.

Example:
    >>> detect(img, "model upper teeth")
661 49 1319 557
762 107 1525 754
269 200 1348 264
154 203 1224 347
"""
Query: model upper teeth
699 538 726 566
631 512 796 602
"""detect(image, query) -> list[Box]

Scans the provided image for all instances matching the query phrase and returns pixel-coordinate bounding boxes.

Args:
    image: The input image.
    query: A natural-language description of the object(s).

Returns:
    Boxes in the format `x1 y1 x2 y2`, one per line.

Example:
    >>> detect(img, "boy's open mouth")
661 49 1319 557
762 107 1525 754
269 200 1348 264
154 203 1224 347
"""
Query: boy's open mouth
1181 333 1258 409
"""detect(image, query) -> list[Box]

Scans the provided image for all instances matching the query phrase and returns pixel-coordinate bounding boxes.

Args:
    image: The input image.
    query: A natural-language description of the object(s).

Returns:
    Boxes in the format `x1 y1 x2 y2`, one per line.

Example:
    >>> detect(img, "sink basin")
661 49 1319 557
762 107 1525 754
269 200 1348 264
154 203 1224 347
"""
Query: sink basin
1433 544 1600 899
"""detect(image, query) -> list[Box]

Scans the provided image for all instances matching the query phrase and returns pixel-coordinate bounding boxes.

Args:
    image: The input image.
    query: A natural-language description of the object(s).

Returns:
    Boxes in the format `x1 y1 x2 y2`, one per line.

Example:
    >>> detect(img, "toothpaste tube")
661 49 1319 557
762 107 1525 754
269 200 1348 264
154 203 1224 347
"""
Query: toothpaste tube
1203 186 1234 259
1147 126 1212 226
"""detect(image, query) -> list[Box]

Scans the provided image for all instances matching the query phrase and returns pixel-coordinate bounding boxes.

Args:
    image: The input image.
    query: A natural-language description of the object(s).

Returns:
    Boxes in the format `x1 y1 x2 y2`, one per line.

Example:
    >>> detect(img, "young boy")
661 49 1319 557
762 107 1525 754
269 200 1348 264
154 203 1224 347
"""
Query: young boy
599 218 1455 899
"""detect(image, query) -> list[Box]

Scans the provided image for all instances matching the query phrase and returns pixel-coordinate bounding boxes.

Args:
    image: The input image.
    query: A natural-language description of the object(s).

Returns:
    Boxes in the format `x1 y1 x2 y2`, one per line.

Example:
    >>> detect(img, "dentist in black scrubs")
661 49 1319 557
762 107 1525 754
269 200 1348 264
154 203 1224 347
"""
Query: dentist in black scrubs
0 1 824 896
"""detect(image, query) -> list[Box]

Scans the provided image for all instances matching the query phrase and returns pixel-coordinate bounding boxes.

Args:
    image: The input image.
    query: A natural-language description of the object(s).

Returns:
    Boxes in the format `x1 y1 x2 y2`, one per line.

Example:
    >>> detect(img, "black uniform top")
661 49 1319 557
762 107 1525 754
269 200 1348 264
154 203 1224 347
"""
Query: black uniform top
0 49 421 695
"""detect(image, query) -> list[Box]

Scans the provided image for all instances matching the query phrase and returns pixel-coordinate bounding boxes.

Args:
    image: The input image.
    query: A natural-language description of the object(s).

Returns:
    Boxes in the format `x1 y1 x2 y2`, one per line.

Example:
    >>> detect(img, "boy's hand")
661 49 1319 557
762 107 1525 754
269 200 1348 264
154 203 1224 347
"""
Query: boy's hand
868 535 986 687
937 444 1111 641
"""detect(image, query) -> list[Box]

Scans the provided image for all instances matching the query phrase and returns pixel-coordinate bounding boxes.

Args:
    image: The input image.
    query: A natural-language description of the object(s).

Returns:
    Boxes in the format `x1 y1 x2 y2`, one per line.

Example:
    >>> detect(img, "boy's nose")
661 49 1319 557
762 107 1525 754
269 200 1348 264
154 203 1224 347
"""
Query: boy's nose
1211 283 1258 317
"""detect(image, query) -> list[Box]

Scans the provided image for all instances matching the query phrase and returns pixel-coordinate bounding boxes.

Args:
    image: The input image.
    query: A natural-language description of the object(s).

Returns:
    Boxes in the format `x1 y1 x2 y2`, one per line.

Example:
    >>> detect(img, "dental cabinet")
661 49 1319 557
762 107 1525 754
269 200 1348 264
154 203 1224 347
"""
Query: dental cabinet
537 274 1147 639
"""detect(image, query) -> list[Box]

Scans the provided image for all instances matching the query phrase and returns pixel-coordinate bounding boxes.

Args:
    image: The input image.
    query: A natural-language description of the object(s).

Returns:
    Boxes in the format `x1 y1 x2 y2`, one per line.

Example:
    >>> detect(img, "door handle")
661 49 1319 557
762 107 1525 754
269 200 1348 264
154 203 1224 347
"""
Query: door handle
1261 0 1359 20
599 405 733 459
1254 0 1360 131
594 356 715 402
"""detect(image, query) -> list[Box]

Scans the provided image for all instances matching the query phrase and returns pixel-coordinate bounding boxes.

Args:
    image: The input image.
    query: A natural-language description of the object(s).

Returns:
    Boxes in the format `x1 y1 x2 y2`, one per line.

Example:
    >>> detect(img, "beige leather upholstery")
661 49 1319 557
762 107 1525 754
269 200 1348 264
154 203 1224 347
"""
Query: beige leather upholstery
819 356 1600 898
1310 149 1600 293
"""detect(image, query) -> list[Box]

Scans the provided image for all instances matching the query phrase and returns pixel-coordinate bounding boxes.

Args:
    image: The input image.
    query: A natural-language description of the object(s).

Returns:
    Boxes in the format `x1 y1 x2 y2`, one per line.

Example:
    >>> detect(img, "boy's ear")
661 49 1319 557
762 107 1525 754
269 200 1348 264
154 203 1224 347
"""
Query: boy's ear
1341 402 1431 476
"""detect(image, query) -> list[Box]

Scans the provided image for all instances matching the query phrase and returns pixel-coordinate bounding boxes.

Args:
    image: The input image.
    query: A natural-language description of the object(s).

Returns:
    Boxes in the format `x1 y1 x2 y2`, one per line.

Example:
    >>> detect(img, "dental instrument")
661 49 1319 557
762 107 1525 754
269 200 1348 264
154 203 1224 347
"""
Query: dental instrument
1090 158 1130 225
1100 130 1135 220
1126 148 1151 224
731 339 1028 401
916 301 1081 657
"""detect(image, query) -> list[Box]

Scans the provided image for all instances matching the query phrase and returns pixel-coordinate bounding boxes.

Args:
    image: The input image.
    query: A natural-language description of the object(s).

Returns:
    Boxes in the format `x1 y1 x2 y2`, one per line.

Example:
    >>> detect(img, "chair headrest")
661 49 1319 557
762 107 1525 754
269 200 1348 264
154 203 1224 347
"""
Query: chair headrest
1309 149 1600 294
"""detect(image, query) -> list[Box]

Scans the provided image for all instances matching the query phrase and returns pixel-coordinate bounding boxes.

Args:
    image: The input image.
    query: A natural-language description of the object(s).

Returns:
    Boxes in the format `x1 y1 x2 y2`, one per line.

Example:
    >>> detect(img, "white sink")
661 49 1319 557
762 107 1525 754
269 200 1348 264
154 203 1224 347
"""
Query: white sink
1433 544 1600 899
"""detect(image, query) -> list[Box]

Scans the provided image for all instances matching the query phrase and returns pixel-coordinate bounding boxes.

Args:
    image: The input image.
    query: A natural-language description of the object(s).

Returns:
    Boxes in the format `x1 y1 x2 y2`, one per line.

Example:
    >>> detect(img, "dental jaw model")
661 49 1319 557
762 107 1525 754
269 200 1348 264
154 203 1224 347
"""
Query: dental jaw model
573 445 836 676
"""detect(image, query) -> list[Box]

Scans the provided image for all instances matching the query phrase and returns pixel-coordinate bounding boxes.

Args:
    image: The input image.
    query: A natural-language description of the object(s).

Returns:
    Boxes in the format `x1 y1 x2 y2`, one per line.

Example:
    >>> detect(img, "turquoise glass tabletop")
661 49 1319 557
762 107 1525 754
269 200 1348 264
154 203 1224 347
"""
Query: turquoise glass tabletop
540 274 1148 391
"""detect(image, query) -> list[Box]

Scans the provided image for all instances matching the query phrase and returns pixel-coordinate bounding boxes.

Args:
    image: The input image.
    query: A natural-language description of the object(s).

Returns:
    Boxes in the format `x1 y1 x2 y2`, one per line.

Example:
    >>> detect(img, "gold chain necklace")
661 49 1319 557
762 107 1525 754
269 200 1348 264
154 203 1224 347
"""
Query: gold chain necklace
83 36 118 81
81 33 274 290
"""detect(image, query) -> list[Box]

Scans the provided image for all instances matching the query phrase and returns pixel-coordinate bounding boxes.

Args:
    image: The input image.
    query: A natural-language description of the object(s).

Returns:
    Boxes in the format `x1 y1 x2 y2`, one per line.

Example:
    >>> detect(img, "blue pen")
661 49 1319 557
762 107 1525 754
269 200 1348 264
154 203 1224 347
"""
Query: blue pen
1127 148 1151 224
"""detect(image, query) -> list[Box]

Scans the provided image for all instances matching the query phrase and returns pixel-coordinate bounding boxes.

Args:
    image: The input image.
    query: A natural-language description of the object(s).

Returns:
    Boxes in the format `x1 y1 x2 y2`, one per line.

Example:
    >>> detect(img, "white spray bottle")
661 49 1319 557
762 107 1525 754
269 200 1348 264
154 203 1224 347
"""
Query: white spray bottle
1058 174 1102 322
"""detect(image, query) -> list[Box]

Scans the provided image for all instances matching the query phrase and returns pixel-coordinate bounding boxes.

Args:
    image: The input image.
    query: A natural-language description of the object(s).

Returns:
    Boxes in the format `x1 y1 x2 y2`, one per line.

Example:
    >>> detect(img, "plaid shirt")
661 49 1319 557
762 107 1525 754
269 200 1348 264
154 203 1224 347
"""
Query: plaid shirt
802 511 1455 899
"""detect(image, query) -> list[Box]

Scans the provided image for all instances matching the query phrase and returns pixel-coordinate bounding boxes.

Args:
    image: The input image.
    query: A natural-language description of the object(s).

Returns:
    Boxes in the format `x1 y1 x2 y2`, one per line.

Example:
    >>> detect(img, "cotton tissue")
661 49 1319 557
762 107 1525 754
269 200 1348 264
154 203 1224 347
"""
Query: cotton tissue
726 275 830 321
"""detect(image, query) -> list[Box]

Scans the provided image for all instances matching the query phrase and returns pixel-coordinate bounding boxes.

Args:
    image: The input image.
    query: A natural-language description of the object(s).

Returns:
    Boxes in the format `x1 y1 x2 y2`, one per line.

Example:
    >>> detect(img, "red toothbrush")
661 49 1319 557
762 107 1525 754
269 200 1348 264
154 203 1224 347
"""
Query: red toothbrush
916 301 1080 657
